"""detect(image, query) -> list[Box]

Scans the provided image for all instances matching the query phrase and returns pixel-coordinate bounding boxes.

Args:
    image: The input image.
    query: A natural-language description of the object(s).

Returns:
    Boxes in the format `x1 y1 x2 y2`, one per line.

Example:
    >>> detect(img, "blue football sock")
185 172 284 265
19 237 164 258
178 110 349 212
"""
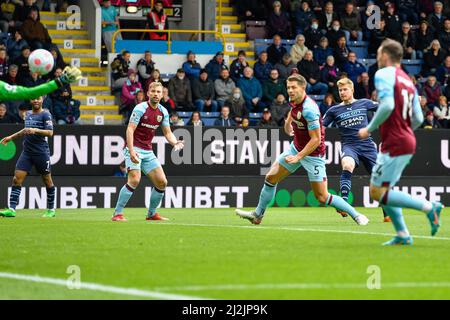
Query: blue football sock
255 181 277 217
114 184 135 215
382 205 409 237
46 186 56 210
9 186 21 210
148 187 165 217
340 170 352 202
381 190 432 213
326 194 359 219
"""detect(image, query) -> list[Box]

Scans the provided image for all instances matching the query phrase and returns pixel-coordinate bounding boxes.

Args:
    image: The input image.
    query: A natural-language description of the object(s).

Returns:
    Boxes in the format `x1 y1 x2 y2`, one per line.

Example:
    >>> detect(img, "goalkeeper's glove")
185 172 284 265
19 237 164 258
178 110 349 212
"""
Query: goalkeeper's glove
56 66 82 86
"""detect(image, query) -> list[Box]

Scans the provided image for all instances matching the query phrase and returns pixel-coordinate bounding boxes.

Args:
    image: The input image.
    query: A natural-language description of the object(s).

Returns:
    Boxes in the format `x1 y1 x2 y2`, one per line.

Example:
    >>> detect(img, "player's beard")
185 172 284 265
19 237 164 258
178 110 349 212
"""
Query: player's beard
150 97 161 106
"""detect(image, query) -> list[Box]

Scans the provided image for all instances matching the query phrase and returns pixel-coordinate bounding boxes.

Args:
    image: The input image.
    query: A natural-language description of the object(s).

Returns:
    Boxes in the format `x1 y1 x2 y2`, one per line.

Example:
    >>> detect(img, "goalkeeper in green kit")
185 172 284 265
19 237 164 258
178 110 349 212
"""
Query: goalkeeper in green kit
0 66 82 101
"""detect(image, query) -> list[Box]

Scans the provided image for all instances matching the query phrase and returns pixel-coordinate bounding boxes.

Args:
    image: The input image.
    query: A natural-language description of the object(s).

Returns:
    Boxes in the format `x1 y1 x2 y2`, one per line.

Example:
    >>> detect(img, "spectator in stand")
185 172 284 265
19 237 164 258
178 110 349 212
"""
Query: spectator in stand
275 53 296 81
399 22 417 59
225 87 249 125
333 35 350 69
0 48 9 79
416 20 435 59
215 67 236 108
290 34 308 65
384 2 402 42
423 40 447 76
422 75 442 108
266 1 291 39
182 50 201 82
445 78 450 101
2 63 18 85
136 51 155 88
266 0 291 13
44 47 67 81
298 50 328 95
439 18 450 51
161 87 175 111
6 31 27 62
214 105 236 126
419 0 436 19
205 51 225 82
0 103 17 124
410 74 422 93
422 110 441 128
262 68 287 106
369 18 387 56
111 50 131 90
21 8 52 50
293 0 315 35
320 55 340 97
314 37 333 66
326 19 346 48
419 95 430 117
267 34 287 66
236 0 267 22
318 1 339 32
186 111 203 126
340 2 363 42
50 67 80 125
169 111 184 126
258 108 277 127
12 0 39 30
101 0 121 53
304 18 322 50
240 117 250 128
254 51 273 83
319 92 336 116
120 69 142 119
354 72 371 99
0 4 9 33
192 69 218 112
436 56 450 86
146 0 169 40
144 69 166 93
22 70 44 87
14 45 30 84
230 50 248 83
343 51 366 85
237 67 264 112
433 95 450 128
428 1 447 37
168 68 194 111
269 92 290 125
396 0 420 25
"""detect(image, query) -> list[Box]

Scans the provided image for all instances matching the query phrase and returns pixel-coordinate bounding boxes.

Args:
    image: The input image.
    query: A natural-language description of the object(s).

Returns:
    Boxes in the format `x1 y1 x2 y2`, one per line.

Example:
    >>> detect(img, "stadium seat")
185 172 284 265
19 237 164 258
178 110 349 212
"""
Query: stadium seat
246 21 267 41
249 112 262 119
202 118 217 126
402 60 423 75
348 41 369 59
178 112 192 118
200 112 220 118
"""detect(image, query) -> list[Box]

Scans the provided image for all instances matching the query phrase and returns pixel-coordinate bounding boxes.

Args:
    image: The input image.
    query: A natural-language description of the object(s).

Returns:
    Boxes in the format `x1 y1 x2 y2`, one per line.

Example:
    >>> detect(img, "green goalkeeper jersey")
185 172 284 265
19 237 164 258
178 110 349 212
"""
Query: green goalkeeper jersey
0 80 59 102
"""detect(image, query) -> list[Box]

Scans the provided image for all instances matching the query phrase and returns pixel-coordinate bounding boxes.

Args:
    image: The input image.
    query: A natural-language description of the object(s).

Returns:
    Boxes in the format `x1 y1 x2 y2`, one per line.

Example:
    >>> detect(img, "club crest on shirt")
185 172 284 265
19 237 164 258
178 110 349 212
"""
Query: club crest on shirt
296 111 302 120
157 115 163 123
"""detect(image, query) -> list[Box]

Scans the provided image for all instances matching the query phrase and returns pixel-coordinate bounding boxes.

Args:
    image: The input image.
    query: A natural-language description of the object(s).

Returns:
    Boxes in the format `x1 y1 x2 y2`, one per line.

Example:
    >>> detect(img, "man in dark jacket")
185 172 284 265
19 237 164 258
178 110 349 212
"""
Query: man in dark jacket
274 53 296 81
298 50 328 95
318 1 339 32
136 51 155 88
111 50 131 89
182 50 202 82
205 52 226 82
262 69 287 105
400 22 417 59
168 69 194 111
20 8 52 50
396 0 420 25
439 18 450 50
326 20 346 48
266 34 287 66
214 105 236 126
428 1 447 37
192 69 218 112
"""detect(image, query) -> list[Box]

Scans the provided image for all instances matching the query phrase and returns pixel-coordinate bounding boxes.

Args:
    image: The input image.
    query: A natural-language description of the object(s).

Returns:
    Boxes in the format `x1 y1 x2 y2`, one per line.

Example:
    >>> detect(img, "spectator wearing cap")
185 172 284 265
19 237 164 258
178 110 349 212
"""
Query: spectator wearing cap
266 1 291 39
267 34 287 66
205 51 226 82
0 103 17 124
168 68 194 111
262 68 287 106
313 37 333 66
237 67 264 112
290 34 308 65
318 1 339 32
136 51 155 88
192 69 218 112
121 69 142 116
423 40 447 76
436 56 450 86
269 93 290 126
215 67 236 108
343 52 366 85
258 108 277 127
293 1 315 35
101 0 121 53
340 2 363 42
230 50 248 83
439 18 450 50
304 18 322 50
214 105 236 127
298 50 328 95
182 50 202 82
224 87 249 125
274 53 296 81
384 3 402 42
415 21 434 59
254 51 273 83
428 1 447 37
397 0 420 26
422 110 441 129
6 30 28 62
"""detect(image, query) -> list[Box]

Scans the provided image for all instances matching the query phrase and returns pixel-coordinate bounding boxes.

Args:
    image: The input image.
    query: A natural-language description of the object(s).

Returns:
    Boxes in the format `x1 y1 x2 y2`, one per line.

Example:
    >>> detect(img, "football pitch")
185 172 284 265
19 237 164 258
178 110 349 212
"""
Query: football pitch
0 207 449 300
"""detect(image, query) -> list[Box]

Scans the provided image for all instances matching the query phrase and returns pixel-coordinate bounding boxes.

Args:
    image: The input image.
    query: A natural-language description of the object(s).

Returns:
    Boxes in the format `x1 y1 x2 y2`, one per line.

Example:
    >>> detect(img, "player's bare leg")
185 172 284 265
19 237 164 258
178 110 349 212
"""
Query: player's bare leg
1 170 28 218
337 156 356 218
236 161 291 225
146 166 169 221
41 174 56 218
112 169 141 222
311 180 369 225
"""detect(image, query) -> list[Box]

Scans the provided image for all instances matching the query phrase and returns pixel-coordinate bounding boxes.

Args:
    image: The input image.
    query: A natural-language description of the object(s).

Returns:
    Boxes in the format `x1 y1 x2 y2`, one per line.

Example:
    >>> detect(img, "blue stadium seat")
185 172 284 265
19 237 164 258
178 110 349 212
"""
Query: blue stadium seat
178 112 192 118
200 112 220 118
310 95 325 103
361 58 376 68
402 59 423 75
161 73 175 81
348 41 369 59
249 112 262 119
202 118 217 126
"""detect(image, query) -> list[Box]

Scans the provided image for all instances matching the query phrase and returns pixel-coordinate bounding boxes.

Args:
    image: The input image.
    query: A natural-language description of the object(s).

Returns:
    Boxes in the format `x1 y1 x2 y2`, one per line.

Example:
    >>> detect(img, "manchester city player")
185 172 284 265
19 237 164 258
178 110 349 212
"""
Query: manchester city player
323 77 390 222
236 74 369 226
112 82 184 222
359 39 443 245
0 96 56 218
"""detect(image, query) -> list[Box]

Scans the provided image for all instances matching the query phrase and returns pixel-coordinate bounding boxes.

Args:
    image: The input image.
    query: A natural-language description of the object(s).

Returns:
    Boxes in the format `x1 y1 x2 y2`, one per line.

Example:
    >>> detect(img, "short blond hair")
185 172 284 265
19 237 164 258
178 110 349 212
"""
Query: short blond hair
148 82 163 90
337 77 354 90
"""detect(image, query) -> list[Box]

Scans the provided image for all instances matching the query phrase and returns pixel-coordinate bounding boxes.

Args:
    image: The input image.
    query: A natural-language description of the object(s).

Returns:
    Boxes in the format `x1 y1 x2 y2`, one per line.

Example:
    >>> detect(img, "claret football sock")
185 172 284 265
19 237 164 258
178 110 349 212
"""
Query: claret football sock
340 170 352 202
382 205 409 237
114 184 135 215
9 186 21 211
255 181 277 217
46 186 56 210
325 194 359 219
148 187 165 217
380 190 433 213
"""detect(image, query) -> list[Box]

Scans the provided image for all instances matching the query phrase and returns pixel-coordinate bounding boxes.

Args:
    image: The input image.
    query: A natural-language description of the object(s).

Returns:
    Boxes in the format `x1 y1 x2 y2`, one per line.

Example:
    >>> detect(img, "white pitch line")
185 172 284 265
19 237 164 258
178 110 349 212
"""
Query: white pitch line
0 272 208 300
161 222 450 241
154 282 450 292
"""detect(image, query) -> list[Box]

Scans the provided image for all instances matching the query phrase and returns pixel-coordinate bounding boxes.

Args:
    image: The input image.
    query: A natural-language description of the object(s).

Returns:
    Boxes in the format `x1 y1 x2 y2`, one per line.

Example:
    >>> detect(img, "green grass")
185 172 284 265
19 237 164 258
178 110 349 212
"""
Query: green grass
0 207 449 300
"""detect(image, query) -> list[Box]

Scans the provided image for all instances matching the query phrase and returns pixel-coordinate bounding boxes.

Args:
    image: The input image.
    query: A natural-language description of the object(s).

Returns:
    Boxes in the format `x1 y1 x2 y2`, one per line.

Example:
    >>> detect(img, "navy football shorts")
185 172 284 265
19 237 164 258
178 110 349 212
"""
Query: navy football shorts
16 151 51 175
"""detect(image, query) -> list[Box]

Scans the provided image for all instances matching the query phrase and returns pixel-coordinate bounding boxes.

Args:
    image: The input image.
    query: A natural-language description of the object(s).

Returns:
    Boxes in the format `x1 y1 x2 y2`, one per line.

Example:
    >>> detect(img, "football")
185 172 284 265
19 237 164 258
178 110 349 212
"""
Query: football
28 49 54 76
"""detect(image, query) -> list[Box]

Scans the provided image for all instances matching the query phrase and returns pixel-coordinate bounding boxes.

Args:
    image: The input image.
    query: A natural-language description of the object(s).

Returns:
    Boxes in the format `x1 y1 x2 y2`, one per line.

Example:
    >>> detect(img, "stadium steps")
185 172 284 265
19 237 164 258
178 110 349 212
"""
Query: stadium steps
41 11 121 124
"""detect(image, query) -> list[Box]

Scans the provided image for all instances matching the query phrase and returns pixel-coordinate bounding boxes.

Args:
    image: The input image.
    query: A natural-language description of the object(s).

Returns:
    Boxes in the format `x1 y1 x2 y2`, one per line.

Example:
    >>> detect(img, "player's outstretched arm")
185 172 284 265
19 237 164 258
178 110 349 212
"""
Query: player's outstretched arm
162 125 184 151
0 127 38 145
359 96 394 140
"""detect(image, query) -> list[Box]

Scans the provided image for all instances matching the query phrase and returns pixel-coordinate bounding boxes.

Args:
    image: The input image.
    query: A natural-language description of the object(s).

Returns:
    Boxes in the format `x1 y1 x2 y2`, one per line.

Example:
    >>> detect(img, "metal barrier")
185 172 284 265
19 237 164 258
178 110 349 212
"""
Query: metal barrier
111 29 225 54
